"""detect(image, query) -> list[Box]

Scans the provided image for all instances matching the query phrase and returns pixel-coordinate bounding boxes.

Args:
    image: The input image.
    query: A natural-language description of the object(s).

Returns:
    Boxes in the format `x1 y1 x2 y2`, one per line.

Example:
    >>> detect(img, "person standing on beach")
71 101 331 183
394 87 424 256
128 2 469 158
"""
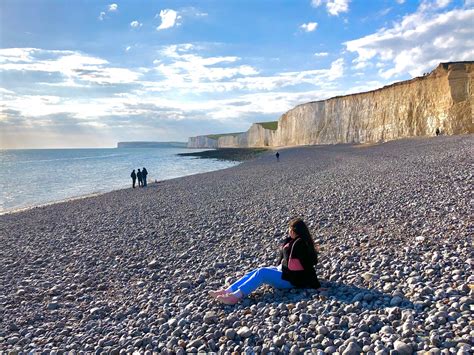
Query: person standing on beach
276 152 280 161
210 218 320 305
142 167 148 187
137 169 143 187
130 169 137 188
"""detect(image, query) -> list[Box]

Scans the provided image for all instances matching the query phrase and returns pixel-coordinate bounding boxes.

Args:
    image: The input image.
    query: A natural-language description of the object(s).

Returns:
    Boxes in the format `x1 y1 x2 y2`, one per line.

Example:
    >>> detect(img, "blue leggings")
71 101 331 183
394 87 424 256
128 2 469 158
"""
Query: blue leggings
227 266 293 296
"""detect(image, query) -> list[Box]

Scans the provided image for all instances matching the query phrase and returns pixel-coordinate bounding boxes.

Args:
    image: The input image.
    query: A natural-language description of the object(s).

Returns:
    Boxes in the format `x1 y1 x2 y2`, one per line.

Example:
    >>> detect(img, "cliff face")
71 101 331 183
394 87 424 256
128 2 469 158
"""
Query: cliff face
187 62 473 148
187 136 218 148
217 124 276 147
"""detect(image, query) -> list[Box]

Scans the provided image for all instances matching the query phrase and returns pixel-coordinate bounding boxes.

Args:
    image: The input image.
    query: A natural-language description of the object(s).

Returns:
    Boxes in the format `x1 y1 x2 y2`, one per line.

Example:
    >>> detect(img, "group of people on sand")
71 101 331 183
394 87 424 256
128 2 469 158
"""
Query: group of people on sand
130 168 148 188
210 218 322 305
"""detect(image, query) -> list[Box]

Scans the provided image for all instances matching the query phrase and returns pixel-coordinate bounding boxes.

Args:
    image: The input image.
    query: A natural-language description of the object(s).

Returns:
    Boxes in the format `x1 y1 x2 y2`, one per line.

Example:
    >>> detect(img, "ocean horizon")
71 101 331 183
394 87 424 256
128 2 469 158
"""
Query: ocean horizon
0 147 237 214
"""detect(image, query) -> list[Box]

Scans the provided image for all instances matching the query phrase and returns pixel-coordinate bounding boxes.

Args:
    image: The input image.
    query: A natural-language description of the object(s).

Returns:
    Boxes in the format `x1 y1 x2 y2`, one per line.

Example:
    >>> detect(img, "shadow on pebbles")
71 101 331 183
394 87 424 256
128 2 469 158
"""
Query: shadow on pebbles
0 135 473 354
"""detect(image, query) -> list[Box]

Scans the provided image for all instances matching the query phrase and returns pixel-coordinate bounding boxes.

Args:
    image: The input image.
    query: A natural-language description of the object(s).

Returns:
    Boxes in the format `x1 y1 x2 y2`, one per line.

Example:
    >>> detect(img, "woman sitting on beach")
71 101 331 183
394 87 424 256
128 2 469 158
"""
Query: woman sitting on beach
210 218 321 305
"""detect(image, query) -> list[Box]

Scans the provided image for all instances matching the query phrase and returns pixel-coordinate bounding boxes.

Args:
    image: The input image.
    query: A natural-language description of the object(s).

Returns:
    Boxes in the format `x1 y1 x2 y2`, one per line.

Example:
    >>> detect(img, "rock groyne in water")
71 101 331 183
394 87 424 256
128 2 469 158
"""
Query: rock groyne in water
188 62 474 148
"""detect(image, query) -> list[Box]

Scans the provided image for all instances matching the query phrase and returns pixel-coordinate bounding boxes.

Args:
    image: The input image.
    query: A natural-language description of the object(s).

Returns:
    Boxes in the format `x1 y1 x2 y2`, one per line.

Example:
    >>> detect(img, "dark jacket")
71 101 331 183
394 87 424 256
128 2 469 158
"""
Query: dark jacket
131 171 136 179
278 237 320 288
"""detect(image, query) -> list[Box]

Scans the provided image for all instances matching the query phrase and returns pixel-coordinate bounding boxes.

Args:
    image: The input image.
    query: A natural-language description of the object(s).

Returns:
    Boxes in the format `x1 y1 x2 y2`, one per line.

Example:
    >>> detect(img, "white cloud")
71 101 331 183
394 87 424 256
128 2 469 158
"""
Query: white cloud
396 0 405 4
153 44 258 84
379 7 393 16
466 0 474 6
205 90 342 120
156 9 181 30
435 0 451 8
352 61 372 70
130 21 142 28
418 0 452 11
147 44 344 93
311 0 351 16
0 46 344 102
180 7 208 17
0 87 15 95
344 7 474 78
0 48 142 85
327 0 350 15
98 3 118 21
314 52 329 57
344 81 384 95
300 22 318 32
0 47 38 62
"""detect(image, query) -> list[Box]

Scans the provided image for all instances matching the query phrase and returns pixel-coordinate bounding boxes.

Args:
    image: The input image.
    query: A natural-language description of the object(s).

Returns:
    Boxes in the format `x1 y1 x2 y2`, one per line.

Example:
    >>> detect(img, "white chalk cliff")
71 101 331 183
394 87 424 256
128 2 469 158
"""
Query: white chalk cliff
187 136 219 149
187 62 474 148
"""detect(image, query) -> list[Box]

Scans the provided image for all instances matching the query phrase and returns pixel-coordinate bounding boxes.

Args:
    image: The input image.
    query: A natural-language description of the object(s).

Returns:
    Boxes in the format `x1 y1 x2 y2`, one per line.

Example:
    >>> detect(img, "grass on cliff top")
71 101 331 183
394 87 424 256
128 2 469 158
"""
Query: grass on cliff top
178 148 268 161
256 121 278 130
205 132 245 140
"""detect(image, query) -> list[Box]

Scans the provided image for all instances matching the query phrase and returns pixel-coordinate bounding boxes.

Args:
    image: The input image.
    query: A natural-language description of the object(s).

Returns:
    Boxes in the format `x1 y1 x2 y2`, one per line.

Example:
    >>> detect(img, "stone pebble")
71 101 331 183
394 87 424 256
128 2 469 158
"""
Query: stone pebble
0 135 472 353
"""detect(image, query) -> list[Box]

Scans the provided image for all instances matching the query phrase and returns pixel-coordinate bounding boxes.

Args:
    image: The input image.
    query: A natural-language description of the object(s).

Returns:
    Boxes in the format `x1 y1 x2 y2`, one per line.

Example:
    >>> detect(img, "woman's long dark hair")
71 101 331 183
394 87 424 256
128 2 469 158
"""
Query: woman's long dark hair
289 218 318 265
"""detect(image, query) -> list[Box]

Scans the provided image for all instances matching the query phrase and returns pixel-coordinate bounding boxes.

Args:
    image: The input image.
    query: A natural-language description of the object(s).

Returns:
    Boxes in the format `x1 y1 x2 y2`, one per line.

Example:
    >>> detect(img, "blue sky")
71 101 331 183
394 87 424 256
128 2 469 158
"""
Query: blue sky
1 0 473 148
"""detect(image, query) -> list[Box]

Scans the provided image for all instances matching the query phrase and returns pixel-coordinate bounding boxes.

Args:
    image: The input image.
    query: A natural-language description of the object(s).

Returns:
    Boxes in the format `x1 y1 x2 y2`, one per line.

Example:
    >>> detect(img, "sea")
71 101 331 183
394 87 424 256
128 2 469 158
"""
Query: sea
0 148 238 214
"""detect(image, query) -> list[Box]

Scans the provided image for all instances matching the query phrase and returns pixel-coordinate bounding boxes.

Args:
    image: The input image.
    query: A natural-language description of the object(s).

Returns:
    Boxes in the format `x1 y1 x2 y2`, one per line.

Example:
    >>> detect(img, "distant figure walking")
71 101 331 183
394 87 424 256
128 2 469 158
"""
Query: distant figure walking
435 128 440 136
276 151 280 161
130 169 137 188
142 167 148 187
137 169 143 188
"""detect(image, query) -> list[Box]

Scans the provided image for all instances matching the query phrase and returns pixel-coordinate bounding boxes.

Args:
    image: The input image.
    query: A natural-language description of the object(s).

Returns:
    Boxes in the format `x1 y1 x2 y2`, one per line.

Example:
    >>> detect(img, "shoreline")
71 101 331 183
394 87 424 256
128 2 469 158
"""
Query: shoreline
0 173 237 218
0 189 119 217
0 136 462 216
0 153 242 216
0 144 337 215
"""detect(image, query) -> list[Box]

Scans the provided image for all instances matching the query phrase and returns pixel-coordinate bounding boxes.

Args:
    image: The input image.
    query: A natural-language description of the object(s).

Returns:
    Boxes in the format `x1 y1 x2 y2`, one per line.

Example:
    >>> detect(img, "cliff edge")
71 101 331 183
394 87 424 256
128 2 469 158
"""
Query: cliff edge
187 62 473 148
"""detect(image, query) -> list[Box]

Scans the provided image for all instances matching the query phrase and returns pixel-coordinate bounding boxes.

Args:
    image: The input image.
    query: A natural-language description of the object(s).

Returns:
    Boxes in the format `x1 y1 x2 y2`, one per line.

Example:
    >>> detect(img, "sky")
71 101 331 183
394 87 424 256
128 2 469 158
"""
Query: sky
0 0 473 148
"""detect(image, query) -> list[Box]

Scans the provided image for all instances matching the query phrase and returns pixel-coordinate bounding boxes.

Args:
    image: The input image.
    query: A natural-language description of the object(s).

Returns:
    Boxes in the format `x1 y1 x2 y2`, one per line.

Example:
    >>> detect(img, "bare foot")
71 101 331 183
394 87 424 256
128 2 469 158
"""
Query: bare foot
208 289 230 298
216 293 241 305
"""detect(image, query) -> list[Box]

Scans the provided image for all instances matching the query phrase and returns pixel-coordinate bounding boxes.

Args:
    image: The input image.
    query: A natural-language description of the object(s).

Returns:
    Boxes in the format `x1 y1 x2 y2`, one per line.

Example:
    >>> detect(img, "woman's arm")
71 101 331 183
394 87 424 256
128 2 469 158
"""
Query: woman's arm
294 240 316 271
276 249 283 265
276 237 291 265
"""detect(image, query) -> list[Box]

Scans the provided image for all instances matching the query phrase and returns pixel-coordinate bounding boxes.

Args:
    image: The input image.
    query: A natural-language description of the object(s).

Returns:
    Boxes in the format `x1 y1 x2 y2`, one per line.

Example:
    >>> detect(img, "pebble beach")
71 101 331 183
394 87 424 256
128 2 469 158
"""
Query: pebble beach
0 135 473 354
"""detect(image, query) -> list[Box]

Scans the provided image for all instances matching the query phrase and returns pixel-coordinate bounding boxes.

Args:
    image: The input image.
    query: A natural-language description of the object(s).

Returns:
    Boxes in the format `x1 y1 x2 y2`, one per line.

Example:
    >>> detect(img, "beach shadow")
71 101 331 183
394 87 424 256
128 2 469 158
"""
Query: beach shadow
315 280 414 309
219 280 414 311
